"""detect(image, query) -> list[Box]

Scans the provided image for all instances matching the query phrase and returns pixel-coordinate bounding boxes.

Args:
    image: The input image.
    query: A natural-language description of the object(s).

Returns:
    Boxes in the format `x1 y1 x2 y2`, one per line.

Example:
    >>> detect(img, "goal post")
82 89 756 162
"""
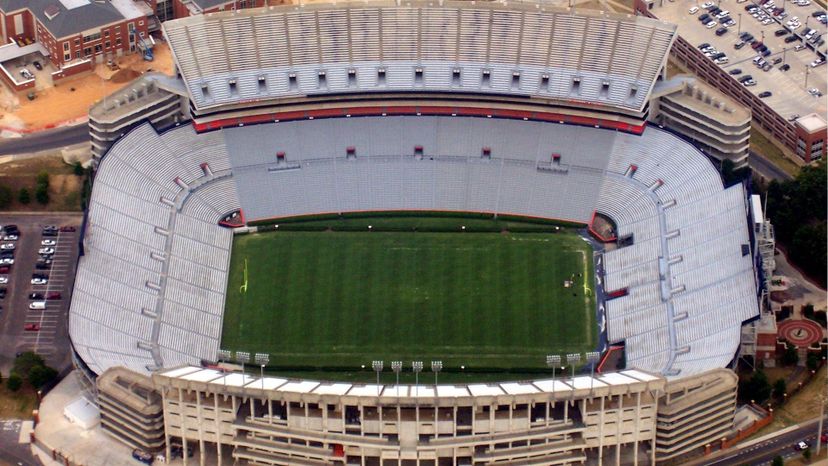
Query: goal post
240 258 249 294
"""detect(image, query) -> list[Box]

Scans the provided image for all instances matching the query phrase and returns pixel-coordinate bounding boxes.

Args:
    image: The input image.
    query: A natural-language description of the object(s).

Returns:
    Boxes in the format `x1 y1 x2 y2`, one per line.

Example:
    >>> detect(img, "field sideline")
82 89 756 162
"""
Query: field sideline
221 225 597 375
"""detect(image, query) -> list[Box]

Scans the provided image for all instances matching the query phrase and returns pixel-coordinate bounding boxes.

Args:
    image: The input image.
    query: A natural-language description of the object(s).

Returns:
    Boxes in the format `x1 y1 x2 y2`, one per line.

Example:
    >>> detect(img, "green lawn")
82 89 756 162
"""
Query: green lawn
221 226 596 378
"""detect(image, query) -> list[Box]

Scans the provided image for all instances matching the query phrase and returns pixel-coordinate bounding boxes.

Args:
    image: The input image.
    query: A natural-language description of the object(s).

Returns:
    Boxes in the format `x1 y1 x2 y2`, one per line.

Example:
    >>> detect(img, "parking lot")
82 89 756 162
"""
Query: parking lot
0 214 82 375
651 0 827 121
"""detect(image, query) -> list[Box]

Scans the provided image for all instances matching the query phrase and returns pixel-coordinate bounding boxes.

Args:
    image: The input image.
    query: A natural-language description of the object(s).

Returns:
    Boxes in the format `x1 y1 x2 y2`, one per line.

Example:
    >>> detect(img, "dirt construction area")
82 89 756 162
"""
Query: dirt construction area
0 40 174 131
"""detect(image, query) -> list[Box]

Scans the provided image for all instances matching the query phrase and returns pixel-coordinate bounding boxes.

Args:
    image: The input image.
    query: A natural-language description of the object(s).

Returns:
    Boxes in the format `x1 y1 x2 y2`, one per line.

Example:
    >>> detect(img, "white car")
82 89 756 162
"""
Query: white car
2 235 18 241
810 58 825 67
702 1 714 7
0 276 7 284
796 441 809 450
40 239 56 246
38 247 54 255
0 243 14 250
0 258 13 265
706 20 719 28
31 277 47 285
689 6 700 13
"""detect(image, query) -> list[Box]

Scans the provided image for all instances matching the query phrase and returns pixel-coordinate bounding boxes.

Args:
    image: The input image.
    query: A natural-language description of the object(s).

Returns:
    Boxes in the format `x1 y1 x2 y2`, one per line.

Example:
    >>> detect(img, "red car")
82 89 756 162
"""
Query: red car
0 266 9 274
46 291 61 300
59 226 76 232
24 323 40 331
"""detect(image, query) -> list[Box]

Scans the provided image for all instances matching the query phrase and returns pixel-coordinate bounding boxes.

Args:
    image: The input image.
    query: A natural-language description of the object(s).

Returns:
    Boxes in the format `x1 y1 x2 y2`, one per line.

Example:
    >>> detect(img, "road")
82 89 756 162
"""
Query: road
750 150 795 182
0 124 88 156
692 416 825 466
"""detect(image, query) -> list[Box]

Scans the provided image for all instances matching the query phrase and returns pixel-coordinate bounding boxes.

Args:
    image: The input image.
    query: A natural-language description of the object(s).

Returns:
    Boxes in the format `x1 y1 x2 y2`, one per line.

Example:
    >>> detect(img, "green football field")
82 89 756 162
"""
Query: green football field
221 224 596 376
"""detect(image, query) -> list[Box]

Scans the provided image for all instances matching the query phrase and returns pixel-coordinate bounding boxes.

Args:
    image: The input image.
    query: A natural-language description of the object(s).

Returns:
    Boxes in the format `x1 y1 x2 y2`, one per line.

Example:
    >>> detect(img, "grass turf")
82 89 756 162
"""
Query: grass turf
221 227 596 377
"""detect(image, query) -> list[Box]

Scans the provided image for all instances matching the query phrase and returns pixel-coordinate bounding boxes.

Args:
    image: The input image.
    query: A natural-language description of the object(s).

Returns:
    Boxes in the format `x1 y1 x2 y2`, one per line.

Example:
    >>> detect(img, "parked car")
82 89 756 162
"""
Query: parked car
0 243 14 250
729 68 743 74
775 28 788 36
60 225 76 232
716 27 729 35
0 258 14 265
132 449 154 465
780 63 791 70
46 291 61 300
38 248 54 255
785 34 800 42
0 266 9 274
24 323 40 331
2 234 18 241
689 6 700 13
759 91 773 97
28 301 46 310
41 239 55 246
29 292 44 300
706 20 718 28
795 441 809 451
810 58 826 67
0 276 7 285
31 277 47 285
33 61 42 71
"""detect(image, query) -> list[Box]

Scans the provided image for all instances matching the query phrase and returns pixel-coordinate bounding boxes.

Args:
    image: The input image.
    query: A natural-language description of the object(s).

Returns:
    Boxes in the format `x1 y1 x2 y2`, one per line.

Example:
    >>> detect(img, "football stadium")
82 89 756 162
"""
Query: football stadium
69 2 763 465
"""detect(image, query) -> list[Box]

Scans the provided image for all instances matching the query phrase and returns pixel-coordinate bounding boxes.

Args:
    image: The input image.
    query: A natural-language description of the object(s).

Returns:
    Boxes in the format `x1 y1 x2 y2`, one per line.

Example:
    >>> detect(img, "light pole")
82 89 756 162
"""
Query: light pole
391 361 402 397
565 353 581 379
805 65 811 90
431 361 443 386
586 352 601 392
738 13 742 35
260 364 265 390
372 360 383 395
412 361 423 397
546 355 561 382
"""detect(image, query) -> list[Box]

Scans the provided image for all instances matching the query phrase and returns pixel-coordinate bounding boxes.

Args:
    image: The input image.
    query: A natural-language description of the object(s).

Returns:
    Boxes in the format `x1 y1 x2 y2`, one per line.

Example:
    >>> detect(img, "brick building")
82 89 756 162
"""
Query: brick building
793 113 827 163
0 0 150 69
171 0 264 18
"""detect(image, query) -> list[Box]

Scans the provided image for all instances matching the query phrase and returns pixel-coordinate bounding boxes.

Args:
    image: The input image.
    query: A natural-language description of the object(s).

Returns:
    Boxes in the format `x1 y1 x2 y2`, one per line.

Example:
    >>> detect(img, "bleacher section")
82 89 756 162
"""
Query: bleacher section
162 2 676 114
70 117 758 378
69 124 240 375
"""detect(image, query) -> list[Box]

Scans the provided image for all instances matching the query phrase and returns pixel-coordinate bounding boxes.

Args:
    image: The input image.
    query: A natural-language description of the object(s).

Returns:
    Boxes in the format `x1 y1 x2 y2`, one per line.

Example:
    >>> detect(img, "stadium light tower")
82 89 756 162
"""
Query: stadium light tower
237 351 251 377
586 351 601 392
372 360 384 395
431 361 443 386
412 361 424 397
391 361 403 397
565 353 581 379
255 353 269 391
546 355 561 382
217 349 231 363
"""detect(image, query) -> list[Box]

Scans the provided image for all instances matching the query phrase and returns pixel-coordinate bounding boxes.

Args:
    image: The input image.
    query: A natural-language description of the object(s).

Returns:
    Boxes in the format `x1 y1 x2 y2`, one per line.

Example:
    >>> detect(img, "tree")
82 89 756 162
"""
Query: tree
36 171 49 189
35 184 49 205
773 378 786 400
807 352 820 371
803 448 811 461
17 187 30 205
0 185 12 209
28 365 57 389
73 162 84 176
772 456 784 466
13 352 45 377
6 373 22 392
782 343 799 366
739 370 772 403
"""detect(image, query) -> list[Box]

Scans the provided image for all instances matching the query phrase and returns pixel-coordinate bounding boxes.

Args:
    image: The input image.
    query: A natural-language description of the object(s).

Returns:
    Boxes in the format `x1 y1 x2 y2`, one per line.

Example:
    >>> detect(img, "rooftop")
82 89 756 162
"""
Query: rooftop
654 75 752 126
796 112 828 133
0 0 143 39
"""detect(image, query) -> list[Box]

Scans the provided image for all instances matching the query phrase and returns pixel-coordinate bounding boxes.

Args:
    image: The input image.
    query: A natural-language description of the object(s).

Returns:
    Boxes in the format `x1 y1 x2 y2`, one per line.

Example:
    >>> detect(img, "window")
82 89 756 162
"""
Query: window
540 73 550 89
116 37 122 46
63 42 69 51
94 44 102 53
317 70 326 88
75 51 81 59
83 47 92 56
105 41 110 49
600 80 610 97
288 72 297 90
511 71 520 88
228 79 237 95
452 68 461 85
377 67 386 85
104 30 110 37
74 38 80 46
83 32 101 43
64 53 70 61
201 84 210 98
629 86 638 100
257 75 267 92
138 20 144 26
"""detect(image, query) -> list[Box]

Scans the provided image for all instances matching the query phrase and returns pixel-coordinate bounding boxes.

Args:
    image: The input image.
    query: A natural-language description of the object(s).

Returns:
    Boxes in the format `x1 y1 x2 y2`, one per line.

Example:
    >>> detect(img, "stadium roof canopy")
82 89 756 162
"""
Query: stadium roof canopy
162 1 677 114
